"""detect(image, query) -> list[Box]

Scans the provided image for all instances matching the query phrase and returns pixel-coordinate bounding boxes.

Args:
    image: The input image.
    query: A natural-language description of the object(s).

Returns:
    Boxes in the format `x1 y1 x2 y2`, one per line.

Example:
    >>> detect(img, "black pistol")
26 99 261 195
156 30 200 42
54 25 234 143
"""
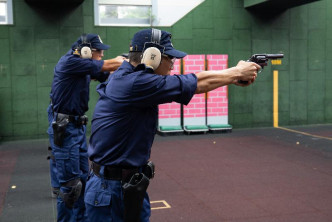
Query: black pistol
238 53 284 84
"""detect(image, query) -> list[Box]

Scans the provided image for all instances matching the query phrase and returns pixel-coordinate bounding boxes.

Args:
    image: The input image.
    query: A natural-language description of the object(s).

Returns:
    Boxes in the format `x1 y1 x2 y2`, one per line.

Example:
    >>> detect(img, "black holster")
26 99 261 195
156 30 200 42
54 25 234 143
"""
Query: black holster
122 173 150 222
52 114 69 147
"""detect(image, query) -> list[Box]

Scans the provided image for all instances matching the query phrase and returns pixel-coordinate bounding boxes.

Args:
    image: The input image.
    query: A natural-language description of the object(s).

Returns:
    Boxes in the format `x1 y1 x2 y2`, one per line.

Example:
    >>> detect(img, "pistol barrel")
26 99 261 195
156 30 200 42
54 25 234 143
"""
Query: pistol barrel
266 54 284 59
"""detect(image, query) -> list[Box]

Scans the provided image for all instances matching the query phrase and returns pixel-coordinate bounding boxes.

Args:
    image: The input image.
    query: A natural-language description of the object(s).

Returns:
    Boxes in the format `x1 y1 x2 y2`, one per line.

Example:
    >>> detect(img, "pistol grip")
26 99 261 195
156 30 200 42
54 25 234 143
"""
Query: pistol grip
238 80 249 85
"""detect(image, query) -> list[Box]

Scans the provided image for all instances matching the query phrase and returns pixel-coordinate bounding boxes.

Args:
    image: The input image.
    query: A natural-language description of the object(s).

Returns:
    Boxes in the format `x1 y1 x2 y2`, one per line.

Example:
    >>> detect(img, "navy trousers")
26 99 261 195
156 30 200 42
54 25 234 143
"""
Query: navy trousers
85 172 151 222
47 105 89 222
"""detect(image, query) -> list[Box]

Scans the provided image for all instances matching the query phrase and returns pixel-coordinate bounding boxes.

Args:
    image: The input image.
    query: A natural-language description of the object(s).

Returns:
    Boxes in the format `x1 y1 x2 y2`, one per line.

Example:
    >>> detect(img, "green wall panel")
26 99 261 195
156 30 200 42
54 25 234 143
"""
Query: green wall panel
290 60 307 81
0 26 9 38
82 0 93 16
193 7 214 29
12 51 36 76
172 39 193 54
271 11 290 29
60 7 83 27
213 0 232 18
107 27 130 52
290 6 308 39
326 40 332 60
59 27 83 54
37 87 52 135
36 39 60 63
290 40 307 60
252 20 272 40
279 111 290 125
307 71 325 111
308 8 326 29
14 1 38 26
0 63 11 88
308 29 325 70
233 113 253 128
252 82 273 125
172 16 193 39
308 110 325 124
1 0 332 140
328 1 332 20
214 18 233 39
13 123 38 138
233 0 243 8
193 29 214 53
289 81 307 124
36 63 55 87
11 27 34 51
232 8 252 29
232 87 253 114
326 61 332 80
83 15 94 33
12 76 38 124
308 49 325 70
212 39 232 54
233 29 251 51
278 70 290 113
0 39 10 64
0 88 13 138
325 80 332 121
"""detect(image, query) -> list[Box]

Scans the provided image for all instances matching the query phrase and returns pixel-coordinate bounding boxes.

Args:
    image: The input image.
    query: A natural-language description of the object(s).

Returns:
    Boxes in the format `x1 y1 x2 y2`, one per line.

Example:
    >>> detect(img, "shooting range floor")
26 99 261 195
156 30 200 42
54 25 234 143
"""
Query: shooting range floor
0 124 331 222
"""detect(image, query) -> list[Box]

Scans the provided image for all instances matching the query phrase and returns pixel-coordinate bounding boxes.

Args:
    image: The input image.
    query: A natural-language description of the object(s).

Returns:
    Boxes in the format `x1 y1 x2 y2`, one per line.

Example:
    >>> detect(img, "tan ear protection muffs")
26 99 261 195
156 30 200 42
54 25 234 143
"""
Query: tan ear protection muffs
79 34 92 59
141 29 163 70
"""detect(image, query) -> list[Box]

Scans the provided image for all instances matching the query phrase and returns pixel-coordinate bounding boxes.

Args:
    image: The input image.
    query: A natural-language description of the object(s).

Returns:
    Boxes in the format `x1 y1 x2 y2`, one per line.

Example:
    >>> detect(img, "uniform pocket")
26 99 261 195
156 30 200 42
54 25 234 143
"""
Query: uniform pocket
85 175 112 207
85 191 111 207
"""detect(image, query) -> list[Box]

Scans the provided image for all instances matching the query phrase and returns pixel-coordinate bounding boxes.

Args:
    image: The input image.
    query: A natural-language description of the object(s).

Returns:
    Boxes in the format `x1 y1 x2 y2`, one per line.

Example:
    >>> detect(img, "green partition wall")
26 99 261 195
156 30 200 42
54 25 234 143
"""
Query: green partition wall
0 0 331 140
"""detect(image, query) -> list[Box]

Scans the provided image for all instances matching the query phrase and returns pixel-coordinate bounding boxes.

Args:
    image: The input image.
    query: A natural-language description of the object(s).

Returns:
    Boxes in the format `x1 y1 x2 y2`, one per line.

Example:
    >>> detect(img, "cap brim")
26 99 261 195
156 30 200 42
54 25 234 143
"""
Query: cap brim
164 48 187 59
93 43 110 50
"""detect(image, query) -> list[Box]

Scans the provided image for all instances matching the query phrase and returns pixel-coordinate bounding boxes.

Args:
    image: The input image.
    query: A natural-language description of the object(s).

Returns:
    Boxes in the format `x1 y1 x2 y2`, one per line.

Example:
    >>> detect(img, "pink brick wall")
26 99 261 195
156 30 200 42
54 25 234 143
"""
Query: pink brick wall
183 55 206 118
158 59 181 119
206 54 228 117
158 55 228 120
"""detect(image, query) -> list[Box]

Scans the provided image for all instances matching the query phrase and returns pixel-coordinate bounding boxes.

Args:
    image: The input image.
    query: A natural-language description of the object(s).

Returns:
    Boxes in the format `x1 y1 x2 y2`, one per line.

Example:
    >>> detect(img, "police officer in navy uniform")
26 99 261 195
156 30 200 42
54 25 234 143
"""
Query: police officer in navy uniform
47 33 126 222
85 28 260 222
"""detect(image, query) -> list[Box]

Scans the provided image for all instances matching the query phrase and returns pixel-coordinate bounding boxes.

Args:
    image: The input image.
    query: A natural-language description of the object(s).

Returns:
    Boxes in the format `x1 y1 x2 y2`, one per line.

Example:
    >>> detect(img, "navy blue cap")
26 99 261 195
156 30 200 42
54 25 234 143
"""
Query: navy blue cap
72 33 110 50
130 29 187 59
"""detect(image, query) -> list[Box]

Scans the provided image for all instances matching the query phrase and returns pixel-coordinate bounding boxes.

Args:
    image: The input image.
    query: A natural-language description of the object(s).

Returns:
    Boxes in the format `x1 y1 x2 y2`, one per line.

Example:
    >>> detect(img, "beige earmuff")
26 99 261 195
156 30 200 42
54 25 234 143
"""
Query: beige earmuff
141 28 162 70
80 46 92 59
141 47 161 70
78 34 92 59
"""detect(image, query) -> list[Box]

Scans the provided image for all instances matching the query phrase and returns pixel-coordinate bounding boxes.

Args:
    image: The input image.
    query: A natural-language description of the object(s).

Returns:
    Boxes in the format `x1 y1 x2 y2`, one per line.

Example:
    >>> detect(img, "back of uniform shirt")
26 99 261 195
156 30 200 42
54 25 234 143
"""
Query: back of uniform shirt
88 61 197 167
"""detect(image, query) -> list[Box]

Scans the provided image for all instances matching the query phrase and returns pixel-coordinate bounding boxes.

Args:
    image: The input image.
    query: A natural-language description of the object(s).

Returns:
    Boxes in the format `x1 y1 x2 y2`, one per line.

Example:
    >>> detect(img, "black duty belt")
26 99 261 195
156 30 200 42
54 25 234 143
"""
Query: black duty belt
56 113 88 127
91 162 139 182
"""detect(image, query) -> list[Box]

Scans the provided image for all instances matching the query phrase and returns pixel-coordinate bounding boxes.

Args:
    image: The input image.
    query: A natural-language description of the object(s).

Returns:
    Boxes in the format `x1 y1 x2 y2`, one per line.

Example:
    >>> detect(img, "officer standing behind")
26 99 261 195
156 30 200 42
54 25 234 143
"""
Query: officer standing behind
85 28 260 222
47 33 126 222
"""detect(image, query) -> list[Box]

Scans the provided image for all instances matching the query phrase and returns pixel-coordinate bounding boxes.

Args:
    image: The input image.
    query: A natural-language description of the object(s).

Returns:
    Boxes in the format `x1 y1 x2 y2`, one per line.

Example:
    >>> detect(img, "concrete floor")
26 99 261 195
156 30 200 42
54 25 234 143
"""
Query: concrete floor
0 125 331 222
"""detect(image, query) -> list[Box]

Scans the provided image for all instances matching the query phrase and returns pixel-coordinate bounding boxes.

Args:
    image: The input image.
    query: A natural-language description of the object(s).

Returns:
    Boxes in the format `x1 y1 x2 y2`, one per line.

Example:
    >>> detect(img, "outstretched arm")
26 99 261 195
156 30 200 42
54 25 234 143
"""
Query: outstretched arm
195 61 260 94
101 56 128 72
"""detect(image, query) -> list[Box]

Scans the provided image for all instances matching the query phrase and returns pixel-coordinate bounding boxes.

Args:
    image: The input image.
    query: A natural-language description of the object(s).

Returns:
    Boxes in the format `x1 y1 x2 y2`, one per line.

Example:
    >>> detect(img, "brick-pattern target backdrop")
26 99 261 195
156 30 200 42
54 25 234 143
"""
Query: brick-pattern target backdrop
158 59 182 127
158 54 228 128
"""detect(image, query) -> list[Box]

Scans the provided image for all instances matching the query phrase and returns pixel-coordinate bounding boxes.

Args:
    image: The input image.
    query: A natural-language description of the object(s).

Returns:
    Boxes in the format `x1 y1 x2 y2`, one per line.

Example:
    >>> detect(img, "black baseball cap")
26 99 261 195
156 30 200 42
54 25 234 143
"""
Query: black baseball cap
130 29 187 59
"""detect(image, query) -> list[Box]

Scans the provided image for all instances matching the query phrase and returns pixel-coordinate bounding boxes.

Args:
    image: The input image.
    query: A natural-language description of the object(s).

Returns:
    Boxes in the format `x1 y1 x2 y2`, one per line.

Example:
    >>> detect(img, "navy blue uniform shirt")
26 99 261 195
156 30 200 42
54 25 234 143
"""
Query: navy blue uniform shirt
50 49 109 116
88 61 197 167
